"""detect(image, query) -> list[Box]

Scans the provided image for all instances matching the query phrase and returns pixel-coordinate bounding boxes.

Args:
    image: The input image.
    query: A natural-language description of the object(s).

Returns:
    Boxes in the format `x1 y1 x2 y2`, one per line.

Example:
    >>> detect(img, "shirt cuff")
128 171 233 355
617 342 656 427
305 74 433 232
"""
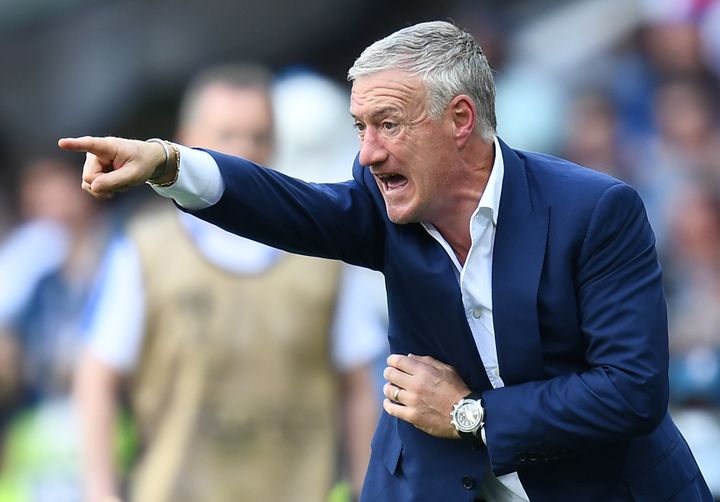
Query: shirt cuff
151 145 225 210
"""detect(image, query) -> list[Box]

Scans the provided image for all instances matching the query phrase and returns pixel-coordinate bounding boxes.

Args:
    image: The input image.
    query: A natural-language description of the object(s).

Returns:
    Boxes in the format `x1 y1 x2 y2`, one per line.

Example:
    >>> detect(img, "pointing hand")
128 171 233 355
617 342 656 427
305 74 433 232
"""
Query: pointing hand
58 136 169 198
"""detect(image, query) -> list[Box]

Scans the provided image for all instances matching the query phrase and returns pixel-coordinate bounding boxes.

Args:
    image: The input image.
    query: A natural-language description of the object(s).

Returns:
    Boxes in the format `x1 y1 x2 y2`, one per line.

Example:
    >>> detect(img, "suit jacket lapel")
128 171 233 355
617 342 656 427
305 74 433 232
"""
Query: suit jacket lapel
492 140 548 384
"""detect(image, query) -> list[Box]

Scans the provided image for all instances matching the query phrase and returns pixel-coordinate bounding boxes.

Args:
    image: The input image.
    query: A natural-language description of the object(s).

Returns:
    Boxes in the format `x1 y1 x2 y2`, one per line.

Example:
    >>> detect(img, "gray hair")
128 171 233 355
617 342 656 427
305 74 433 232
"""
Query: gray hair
178 63 273 129
347 21 496 141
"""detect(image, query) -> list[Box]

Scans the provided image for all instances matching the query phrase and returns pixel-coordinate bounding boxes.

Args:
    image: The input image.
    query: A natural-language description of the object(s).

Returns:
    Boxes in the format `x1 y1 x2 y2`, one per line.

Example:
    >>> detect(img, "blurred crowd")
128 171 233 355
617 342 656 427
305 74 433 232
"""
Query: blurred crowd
0 0 719 500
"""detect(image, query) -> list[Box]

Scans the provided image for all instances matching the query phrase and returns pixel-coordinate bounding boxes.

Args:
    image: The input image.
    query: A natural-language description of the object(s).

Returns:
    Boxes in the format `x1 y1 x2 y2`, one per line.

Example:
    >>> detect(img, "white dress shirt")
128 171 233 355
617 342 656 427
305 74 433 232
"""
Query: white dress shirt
152 141 528 501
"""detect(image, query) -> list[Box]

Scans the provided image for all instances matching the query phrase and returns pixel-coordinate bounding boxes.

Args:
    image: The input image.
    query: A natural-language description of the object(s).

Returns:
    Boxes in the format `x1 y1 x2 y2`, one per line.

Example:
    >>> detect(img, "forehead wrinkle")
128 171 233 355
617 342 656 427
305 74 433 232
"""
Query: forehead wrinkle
351 94 425 122
350 72 430 128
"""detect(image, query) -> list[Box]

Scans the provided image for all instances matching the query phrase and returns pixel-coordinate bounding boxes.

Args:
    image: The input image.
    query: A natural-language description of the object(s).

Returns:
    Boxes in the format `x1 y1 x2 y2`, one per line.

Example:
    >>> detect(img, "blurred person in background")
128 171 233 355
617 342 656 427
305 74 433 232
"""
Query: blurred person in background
660 180 720 496
629 74 720 252
74 63 385 502
610 0 717 147
271 67 390 389
562 88 629 180
0 157 114 501
651 75 720 181
272 68 390 500
663 180 720 396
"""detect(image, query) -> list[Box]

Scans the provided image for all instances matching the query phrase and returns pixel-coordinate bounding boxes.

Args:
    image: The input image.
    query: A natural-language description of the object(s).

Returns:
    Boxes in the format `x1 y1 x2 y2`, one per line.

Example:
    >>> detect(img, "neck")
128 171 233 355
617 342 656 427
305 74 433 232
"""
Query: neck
431 138 496 266
441 225 472 265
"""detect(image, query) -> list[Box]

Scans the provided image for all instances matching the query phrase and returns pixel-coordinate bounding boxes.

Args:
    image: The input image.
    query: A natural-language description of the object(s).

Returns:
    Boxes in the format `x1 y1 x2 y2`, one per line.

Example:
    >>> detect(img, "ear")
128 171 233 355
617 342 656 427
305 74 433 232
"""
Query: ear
448 95 476 147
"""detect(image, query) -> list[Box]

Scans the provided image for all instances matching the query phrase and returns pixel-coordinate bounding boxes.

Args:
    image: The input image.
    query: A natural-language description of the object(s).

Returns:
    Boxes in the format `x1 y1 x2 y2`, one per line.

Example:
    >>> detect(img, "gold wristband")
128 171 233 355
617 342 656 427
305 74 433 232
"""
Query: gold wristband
145 139 180 187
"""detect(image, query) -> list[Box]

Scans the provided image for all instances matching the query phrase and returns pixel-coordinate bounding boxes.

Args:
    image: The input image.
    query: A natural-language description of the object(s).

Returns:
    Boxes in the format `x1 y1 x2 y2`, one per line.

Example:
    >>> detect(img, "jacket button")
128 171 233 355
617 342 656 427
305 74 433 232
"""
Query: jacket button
462 475 476 490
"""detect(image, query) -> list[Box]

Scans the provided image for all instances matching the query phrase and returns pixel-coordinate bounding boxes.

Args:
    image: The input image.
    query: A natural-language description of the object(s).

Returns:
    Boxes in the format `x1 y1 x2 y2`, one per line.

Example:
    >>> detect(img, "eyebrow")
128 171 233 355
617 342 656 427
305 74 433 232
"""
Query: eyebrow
351 106 402 122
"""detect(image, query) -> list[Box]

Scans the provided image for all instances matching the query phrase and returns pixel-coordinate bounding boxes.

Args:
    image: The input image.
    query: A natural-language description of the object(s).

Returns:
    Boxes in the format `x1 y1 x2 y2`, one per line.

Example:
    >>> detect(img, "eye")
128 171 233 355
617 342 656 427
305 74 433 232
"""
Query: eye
353 121 366 132
381 121 397 131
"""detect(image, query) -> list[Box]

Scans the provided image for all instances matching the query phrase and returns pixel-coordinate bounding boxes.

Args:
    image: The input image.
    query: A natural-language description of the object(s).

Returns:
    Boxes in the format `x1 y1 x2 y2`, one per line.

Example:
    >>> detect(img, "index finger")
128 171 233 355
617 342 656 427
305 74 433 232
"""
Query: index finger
58 136 117 158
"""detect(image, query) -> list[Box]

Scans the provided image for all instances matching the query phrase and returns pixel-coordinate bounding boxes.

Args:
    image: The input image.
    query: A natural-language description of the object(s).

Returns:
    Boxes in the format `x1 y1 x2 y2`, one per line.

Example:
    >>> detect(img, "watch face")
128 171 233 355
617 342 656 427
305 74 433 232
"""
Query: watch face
455 401 482 433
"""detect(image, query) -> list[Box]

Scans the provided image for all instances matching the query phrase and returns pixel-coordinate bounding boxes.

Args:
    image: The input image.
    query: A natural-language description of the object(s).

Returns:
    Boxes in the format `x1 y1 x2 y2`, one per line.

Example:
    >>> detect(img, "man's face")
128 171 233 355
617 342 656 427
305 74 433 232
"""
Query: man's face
179 83 274 165
350 70 454 225
20 161 96 228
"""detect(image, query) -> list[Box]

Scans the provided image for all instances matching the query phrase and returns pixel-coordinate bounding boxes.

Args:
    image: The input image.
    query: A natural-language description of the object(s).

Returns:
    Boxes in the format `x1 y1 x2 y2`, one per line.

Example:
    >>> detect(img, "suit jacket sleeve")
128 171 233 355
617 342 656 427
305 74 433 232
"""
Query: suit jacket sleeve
482 182 669 475
186 149 387 271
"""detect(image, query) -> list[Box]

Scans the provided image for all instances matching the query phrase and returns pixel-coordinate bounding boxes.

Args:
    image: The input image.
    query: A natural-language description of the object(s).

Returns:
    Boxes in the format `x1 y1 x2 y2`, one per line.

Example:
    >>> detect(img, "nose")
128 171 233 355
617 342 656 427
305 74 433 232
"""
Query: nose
358 128 388 167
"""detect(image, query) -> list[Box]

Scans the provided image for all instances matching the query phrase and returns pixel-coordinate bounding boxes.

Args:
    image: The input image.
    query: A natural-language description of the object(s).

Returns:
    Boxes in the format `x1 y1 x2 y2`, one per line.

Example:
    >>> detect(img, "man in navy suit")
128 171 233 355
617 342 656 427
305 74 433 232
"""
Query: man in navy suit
60 21 711 502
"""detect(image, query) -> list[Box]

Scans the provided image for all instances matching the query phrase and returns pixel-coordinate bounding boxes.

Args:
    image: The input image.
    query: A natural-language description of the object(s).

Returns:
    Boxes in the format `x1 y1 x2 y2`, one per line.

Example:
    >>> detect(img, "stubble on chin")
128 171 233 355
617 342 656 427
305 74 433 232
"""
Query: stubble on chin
384 200 416 225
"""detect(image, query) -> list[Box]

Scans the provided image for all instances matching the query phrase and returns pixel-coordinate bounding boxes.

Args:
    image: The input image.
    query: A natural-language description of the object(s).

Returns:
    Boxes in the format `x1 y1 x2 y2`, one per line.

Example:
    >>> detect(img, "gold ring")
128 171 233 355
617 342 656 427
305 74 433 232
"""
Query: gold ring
393 387 401 402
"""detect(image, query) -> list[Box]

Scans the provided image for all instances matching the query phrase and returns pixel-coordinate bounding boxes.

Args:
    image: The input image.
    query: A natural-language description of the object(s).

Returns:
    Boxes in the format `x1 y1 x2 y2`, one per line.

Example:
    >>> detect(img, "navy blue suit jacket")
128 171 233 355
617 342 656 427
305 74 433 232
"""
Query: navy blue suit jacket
190 139 710 501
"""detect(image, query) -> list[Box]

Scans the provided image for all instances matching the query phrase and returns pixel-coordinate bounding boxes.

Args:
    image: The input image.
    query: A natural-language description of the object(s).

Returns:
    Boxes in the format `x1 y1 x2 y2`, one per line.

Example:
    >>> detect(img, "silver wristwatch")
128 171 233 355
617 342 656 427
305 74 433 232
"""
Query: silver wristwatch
450 392 484 443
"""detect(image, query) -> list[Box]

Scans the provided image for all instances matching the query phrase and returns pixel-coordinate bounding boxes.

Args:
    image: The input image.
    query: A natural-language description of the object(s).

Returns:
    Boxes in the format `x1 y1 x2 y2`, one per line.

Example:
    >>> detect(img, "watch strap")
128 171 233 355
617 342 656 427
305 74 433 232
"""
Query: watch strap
464 391 483 402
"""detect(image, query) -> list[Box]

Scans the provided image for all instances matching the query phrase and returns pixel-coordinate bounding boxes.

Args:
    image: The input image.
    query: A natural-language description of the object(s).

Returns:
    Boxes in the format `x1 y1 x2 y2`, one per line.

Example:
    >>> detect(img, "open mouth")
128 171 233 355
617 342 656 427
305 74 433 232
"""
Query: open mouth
376 173 408 192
